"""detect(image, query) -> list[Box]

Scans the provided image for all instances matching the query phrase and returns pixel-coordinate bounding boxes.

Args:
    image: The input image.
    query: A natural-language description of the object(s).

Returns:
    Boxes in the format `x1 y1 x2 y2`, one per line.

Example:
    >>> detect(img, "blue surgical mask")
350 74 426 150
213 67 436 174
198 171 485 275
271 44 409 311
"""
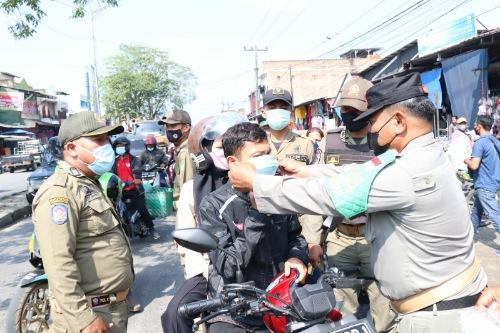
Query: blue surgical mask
251 155 279 175
79 143 115 175
266 109 290 130
116 147 126 155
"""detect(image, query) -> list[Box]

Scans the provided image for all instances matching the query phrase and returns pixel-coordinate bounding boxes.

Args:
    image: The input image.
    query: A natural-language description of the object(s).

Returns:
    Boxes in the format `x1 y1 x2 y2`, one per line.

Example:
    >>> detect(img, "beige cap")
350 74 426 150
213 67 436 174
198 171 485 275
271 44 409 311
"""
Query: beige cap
337 77 373 112
457 117 467 124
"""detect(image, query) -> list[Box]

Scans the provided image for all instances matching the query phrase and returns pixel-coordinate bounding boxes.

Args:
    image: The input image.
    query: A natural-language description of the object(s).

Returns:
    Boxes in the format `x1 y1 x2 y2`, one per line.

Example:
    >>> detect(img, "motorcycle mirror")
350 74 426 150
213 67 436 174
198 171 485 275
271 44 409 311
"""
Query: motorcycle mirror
172 228 219 253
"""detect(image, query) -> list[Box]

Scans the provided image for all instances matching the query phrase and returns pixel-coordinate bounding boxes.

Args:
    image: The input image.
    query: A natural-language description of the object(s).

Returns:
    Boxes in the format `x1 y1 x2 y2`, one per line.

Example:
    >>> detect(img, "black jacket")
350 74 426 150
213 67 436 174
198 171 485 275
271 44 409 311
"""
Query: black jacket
135 148 170 175
199 182 308 296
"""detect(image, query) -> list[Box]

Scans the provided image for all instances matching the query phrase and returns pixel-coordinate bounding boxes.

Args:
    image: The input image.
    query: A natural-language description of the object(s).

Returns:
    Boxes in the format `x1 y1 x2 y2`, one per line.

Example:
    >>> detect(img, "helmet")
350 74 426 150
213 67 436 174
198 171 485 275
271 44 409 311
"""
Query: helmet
188 117 214 155
144 134 157 146
193 112 248 171
112 136 131 153
262 270 298 333
98 172 123 208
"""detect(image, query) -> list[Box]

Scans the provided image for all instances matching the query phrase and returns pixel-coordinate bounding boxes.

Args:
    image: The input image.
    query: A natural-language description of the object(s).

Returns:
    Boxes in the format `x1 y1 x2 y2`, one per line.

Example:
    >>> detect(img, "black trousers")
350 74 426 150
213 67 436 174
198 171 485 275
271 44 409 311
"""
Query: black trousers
161 275 208 333
122 188 154 228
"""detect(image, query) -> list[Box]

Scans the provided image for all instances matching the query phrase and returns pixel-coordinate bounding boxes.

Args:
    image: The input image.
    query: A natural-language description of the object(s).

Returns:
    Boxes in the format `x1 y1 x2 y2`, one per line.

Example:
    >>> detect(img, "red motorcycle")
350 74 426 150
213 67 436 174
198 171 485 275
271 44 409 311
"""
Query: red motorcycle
173 228 375 333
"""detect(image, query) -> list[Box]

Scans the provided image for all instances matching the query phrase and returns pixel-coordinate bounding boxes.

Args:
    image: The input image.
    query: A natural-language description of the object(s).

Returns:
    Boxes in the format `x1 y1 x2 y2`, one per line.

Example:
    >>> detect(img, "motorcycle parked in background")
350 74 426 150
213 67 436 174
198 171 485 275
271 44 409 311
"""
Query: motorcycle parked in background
5 234 50 333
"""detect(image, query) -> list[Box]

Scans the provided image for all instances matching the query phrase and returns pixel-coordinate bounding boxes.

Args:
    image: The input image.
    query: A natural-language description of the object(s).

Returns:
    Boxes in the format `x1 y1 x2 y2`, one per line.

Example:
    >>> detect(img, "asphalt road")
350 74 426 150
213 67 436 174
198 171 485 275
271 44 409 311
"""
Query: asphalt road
0 170 30 198
0 216 184 332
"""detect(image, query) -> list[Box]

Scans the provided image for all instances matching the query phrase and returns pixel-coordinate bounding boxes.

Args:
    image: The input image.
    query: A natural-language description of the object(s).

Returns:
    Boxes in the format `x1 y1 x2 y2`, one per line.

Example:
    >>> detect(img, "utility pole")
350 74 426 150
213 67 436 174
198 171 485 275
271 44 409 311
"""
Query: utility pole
244 46 268 113
289 65 294 109
89 1 110 117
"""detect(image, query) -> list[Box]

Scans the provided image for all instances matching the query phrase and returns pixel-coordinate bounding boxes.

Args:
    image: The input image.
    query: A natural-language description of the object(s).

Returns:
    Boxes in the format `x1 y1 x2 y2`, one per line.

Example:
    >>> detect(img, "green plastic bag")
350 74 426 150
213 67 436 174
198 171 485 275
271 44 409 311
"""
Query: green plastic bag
145 187 173 218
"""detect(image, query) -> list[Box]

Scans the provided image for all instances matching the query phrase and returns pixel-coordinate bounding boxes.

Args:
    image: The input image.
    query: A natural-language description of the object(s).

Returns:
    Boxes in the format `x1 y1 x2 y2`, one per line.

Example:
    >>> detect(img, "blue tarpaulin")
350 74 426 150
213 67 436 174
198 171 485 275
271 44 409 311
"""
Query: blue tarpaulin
441 49 489 128
421 68 442 109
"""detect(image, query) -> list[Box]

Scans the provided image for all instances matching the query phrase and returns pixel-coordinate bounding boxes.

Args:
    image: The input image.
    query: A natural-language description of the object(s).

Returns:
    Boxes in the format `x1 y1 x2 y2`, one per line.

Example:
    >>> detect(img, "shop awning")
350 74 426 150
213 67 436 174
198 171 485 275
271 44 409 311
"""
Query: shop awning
36 121 60 127
442 49 488 128
1 129 35 136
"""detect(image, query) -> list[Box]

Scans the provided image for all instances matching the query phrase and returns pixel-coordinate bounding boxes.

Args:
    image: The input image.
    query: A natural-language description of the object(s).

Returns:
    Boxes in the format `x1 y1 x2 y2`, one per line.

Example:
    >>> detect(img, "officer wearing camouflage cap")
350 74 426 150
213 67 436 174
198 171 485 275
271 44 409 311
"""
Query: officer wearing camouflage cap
318 76 396 332
33 111 134 332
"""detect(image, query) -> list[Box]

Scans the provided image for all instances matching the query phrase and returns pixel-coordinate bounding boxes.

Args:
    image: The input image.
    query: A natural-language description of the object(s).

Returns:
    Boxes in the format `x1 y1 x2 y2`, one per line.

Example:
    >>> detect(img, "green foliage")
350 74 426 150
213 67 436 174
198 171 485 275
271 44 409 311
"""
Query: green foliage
0 0 119 39
101 44 197 120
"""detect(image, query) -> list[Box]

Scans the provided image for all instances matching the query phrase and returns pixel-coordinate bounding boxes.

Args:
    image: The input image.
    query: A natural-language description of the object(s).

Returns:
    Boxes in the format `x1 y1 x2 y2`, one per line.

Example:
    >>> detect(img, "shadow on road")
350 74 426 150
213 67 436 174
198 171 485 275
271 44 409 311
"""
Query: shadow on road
130 221 184 311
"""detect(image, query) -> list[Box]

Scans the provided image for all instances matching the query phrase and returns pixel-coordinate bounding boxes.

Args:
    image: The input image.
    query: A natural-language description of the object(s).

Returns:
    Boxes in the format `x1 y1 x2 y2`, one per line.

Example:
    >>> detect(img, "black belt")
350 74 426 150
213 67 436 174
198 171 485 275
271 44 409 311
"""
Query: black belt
419 293 481 311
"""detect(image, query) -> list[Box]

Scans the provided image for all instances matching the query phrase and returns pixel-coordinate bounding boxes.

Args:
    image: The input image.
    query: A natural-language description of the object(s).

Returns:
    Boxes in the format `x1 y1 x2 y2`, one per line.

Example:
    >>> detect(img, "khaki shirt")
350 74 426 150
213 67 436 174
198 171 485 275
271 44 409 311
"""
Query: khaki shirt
269 130 322 244
253 133 487 300
176 180 209 279
174 139 195 204
269 130 314 164
32 162 134 332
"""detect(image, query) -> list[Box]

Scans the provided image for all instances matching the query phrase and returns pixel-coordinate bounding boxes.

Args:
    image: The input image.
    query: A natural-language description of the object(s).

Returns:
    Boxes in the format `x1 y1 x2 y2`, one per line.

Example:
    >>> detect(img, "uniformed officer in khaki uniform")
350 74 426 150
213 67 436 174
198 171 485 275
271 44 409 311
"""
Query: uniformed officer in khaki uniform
318 77 395 332
261 88 323 261
158 110 195 208
230 73 488 333
33 111 134 333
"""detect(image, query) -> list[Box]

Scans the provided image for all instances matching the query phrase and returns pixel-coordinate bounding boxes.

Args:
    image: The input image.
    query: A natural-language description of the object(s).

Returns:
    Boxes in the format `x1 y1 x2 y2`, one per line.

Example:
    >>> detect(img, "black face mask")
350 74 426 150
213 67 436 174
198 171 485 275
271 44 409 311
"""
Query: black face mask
368 115 396 155
166 129 183 143
342 111 368 132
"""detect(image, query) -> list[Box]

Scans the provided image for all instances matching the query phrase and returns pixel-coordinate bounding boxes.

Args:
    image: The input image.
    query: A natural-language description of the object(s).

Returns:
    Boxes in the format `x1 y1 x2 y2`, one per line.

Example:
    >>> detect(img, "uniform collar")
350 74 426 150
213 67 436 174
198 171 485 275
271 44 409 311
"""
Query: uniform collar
176 139 188 153
58 161 85 177
268 130 296 144
400 132 435 156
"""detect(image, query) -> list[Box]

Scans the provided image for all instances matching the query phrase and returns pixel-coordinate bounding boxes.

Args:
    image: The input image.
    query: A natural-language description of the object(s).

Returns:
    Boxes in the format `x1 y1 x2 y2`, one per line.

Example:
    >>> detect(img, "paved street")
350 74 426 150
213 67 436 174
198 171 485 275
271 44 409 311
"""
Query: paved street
0 171 30 198
0 216 184 332
0 213 498 331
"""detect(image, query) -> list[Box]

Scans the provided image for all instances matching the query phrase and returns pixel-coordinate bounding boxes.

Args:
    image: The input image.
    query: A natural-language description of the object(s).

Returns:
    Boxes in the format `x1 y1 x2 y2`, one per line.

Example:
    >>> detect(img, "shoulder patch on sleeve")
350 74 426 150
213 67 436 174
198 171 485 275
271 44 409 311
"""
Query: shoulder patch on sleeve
49 197 70 205
51 204 68 225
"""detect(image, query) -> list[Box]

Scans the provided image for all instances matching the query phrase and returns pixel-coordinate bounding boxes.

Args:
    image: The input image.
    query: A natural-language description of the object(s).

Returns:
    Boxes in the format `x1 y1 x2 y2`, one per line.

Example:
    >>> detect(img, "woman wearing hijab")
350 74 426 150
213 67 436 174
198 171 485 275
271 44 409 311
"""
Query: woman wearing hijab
161 112 247 333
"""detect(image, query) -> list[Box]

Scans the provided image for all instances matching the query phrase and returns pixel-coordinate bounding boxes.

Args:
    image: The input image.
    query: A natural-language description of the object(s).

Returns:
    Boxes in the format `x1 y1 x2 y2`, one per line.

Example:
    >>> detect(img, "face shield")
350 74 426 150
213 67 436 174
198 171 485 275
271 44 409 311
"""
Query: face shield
192 112 248 171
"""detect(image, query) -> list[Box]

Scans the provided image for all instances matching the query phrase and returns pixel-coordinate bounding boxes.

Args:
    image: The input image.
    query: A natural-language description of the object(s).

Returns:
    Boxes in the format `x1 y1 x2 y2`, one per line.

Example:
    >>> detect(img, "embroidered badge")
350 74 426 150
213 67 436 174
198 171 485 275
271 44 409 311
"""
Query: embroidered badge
49 197 69 205
51 204 68 225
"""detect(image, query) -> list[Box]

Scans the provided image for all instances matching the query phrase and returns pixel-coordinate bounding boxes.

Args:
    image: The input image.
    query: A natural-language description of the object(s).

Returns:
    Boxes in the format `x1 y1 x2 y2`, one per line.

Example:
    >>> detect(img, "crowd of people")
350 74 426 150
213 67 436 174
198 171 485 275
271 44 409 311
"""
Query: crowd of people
30 71 499 333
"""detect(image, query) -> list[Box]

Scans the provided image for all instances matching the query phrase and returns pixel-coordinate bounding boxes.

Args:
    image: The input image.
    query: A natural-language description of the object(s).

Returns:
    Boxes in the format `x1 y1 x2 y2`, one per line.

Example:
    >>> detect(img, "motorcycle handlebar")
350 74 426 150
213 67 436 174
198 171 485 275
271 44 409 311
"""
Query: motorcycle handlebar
178 297 223 317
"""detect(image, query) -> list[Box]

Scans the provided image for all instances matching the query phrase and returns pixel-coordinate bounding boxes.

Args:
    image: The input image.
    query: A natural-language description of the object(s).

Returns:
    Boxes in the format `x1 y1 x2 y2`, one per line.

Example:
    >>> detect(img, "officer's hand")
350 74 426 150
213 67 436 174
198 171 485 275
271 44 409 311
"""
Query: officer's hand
133 179 142 185
308 244 323 267
476 287 500 317
229 162 256 192
82 315 111 333
278 158 308 177
285 257 307 284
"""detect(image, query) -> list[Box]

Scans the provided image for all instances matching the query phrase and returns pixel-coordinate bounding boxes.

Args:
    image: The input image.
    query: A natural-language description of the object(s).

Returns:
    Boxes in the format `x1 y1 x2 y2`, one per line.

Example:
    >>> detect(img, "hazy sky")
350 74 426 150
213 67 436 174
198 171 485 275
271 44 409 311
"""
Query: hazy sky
0 0 498 123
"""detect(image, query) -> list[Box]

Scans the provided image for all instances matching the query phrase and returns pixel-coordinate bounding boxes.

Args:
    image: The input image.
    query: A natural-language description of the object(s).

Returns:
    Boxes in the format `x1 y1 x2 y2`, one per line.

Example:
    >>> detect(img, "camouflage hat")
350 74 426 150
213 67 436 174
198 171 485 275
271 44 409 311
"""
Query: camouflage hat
158 109 191 125
58 111 123 146
337 77 373 112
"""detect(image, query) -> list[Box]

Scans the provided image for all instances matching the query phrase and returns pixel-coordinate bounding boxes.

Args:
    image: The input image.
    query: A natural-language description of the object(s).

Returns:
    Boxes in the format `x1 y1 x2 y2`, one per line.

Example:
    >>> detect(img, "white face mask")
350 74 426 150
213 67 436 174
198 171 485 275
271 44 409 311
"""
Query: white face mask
251 155 279 175
458 124 468 132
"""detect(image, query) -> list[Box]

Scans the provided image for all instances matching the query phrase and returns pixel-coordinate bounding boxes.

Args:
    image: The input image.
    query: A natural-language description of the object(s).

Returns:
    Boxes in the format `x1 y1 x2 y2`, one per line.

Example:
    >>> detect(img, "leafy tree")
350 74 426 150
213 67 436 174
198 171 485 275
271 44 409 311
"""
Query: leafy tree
101 44 197 120
0 0 119 39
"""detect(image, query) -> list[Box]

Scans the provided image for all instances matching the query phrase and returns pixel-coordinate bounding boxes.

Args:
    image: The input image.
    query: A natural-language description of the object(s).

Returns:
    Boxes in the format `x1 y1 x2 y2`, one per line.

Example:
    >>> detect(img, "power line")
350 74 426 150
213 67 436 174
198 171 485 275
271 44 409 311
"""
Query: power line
253 1 291 43
287 0 434 70
266 0 314 46
245 0 279 44
381 0 473 55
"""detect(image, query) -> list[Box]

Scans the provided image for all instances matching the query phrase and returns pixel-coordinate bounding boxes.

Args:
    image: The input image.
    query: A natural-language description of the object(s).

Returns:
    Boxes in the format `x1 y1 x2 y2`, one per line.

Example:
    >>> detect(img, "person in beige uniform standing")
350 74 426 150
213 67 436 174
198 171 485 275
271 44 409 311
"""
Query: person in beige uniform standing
33 111 134 333
261 88 323 263
229 73 488 333
158 109 194 208
318 77 395 332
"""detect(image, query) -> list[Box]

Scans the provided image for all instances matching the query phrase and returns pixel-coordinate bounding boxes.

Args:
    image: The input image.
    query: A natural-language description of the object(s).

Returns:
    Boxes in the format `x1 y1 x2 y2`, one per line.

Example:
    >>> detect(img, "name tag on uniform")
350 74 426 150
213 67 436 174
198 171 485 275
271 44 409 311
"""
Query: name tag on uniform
285 154 308 163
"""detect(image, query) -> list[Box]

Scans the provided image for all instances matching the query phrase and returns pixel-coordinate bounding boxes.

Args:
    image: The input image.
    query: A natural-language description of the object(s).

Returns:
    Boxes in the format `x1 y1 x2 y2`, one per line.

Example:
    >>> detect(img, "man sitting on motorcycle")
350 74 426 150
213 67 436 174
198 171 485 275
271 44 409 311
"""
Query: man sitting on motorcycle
137 134 171 178
112 136 159 240
199 122 309 333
